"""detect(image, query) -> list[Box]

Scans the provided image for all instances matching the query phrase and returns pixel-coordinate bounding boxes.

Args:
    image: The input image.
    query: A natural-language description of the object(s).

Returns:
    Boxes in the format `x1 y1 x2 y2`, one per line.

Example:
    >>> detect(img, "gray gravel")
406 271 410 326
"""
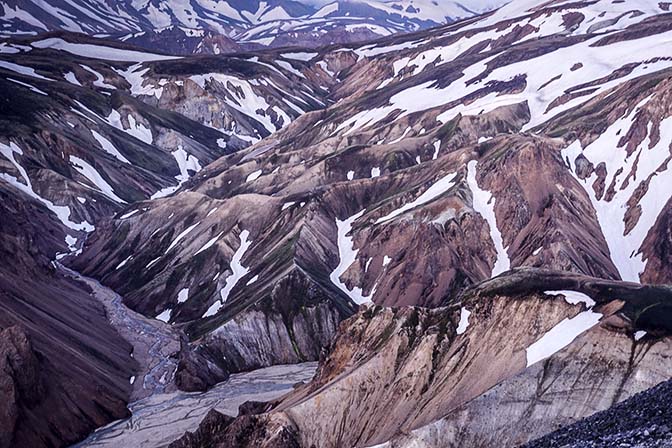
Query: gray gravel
524 379 672 448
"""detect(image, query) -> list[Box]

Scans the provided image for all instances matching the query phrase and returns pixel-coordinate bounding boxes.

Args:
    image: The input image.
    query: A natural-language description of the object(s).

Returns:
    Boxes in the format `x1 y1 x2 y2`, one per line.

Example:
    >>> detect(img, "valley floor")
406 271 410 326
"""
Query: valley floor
73 362 316 447
59 265 317 447
59 264 180 401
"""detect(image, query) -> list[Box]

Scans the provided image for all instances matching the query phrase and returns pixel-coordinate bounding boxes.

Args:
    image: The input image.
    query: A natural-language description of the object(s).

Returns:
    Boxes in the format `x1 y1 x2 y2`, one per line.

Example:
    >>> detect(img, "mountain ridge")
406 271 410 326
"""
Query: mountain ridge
0 0 508 53
1 0 672 447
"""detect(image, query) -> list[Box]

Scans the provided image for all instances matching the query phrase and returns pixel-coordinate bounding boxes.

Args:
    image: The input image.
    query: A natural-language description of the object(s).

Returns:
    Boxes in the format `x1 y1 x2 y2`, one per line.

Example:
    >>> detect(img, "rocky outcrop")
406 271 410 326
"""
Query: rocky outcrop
168 409 236 448
205 269 672 448
0 326 43 448
169 410 301 448
175 343 230 392
384 321 671 447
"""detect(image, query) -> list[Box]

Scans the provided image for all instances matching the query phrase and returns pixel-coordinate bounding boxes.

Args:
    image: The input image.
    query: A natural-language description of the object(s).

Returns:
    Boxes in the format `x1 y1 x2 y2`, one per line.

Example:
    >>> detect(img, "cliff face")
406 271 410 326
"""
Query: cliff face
189 269 672 448
0 326 43 448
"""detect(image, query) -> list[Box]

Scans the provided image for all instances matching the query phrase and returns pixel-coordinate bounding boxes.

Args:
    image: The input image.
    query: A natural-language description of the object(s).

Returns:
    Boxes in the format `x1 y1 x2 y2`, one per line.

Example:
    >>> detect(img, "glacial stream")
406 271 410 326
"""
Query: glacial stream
59 264 317 447
73 362 317 447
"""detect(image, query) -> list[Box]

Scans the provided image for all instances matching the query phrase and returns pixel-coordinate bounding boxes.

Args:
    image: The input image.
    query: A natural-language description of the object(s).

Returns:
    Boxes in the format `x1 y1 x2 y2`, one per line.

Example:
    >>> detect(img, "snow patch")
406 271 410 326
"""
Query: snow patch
432 141 440 160
467 161 509 277
456 308 471 335
64 71 81 86
281 52 317 61
151 147 201 199
203 230 253 317
246 169 263 183
155 309 172 323
330 210 372 305
80 64 115 89
177 288 189 304
526 310 602 367
377 172 458 224
545 290 596 308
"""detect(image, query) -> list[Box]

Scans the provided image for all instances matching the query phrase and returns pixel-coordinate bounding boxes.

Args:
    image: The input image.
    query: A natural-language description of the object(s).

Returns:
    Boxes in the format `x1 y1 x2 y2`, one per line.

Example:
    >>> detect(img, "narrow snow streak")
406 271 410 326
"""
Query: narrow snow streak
467 161 509 277
545 290 595 308
92 130 130 163
166 222 200 253
0 142 93 231
120 209 139 219
116 255 132 270
526 310 602 367
32 38 179 62
246 275 259 286
330 210 372 305
203 230 253 317
195 231 223 255
70 155 127 203
376 172 458 224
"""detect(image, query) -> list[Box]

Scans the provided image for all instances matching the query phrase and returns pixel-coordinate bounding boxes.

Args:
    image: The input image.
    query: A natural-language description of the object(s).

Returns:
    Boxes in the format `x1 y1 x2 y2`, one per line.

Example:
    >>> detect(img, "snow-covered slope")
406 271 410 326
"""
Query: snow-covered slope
0 0 509 52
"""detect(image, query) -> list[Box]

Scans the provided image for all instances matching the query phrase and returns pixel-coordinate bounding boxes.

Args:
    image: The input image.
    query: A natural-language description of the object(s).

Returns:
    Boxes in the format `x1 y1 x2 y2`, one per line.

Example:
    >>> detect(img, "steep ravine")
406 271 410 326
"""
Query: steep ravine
58 263 318 448
58 264 181 400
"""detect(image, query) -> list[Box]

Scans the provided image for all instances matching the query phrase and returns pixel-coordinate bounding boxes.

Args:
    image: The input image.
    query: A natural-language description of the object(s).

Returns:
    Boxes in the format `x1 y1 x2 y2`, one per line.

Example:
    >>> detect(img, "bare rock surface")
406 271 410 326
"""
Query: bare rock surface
209 269 672 448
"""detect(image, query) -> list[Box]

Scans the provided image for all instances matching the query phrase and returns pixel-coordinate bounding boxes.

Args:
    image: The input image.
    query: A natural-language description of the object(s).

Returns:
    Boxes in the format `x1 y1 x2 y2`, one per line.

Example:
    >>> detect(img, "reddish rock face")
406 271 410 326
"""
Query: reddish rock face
201 269 672 448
